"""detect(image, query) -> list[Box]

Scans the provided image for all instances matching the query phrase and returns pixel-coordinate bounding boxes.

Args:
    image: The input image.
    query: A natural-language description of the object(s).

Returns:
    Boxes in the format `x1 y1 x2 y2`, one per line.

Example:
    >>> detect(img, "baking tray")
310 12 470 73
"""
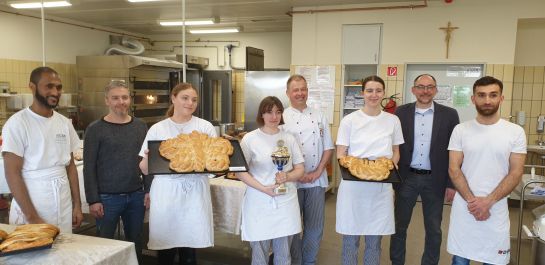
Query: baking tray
0 243 53 257
0 235 57 257
148 139 249 175
339 162 403 183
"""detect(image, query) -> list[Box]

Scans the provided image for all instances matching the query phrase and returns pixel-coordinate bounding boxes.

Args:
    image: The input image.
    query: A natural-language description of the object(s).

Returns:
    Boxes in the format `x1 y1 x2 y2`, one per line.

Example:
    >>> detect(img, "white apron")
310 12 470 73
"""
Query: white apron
241 183 301 241
446 119 527 265
335 179 394 235
10 166 73 233
447 194 510 264
147 174 213 250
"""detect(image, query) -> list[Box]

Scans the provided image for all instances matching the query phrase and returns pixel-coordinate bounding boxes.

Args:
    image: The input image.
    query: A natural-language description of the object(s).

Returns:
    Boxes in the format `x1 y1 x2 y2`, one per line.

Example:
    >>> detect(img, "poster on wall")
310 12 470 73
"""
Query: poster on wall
295 65 336 124
453 85 472 107
435 85 452 105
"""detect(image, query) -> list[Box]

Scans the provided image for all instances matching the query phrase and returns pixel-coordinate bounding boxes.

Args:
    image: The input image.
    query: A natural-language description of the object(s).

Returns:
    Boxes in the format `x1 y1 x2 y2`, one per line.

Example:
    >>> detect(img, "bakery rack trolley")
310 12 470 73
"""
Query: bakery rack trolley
516 164 545 265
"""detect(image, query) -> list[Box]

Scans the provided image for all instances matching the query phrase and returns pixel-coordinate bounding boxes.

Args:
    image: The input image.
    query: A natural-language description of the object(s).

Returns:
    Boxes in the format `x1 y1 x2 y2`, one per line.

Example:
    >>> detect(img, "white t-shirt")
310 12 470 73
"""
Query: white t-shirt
447 118 526 264
2 107 80 174
282 106 334 188
139 116 216 156
336 110 404 159
2 108 79 232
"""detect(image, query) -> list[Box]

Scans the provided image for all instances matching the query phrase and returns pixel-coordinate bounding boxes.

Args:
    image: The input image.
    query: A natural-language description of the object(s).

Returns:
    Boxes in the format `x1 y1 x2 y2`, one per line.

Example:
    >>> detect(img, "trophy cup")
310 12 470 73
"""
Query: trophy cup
271 141 290 195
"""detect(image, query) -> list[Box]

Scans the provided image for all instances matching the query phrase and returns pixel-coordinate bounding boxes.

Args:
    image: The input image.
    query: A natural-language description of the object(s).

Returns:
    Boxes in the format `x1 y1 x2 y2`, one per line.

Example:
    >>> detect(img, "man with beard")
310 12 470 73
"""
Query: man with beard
447 76 526 265
391 74 459 265
83 80 147 261
2 67 83 233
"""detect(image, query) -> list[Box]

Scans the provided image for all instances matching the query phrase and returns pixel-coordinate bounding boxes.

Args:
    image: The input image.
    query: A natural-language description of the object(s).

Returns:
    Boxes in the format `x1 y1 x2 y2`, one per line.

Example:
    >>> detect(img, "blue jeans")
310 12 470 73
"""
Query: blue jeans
96 190 145 261
452 255 495 265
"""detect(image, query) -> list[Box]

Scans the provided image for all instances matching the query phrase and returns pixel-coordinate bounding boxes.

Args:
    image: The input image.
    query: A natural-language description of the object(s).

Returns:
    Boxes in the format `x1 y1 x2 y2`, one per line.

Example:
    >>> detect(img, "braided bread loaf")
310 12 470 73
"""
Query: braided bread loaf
159 131 234 172
339 156 393 181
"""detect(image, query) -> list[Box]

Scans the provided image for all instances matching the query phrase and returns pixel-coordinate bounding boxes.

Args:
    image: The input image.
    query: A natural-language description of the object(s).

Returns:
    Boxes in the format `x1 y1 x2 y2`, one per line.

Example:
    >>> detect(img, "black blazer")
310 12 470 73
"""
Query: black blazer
394 101 460 195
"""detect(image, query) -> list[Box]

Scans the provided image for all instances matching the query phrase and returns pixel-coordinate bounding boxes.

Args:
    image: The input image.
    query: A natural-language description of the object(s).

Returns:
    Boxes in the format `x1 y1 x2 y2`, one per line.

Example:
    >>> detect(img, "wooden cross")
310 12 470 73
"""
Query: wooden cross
439 21 459 59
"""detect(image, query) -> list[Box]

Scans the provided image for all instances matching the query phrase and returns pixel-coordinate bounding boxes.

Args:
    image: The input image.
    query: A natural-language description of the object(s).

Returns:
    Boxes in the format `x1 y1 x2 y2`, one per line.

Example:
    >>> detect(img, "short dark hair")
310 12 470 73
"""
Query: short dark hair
256 96 285 127
30 67 58 86
361 75 385 91
473 76 503 93
413 74 437 85
286 74 307 89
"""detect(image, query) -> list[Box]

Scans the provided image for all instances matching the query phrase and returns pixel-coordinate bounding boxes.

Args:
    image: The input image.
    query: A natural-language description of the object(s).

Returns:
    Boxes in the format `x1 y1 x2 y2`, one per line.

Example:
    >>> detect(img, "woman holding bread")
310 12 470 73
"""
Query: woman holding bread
139 83 216 265
236 96 305 265
335 75 404 265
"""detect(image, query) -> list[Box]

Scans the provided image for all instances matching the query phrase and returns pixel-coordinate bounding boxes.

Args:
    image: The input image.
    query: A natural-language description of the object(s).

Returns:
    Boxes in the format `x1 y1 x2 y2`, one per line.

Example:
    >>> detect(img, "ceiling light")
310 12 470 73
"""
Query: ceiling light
9 0 71 8
127 0 161 2
189 28 240 34
159 19 217 26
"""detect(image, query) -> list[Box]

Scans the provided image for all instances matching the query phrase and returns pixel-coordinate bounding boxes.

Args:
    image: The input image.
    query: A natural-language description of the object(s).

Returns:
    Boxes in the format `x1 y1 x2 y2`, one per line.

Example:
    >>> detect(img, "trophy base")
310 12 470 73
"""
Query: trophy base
274 186 288 195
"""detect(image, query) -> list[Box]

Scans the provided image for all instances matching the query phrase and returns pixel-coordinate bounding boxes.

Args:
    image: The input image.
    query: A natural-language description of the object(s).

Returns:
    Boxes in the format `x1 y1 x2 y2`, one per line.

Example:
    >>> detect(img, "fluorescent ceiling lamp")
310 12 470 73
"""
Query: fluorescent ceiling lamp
10 1 71 8
159 19 216 26
127 0 161 2
189 28 240 34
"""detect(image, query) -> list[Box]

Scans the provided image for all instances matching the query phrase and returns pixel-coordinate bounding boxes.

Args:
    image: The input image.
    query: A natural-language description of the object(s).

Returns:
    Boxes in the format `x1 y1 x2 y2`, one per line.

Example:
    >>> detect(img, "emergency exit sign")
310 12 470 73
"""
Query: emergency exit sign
387 67 398 76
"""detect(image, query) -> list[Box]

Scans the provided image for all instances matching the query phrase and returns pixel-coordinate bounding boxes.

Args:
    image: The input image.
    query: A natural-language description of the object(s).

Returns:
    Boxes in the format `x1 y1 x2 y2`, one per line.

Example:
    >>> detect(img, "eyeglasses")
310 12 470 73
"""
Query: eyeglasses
414 85 436 91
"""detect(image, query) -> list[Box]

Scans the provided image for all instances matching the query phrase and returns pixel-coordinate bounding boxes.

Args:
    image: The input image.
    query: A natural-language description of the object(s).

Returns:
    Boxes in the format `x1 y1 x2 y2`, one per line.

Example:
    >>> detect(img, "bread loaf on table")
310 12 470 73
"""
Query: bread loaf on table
0 229 8 241
0 237 53 252
0 223 59 253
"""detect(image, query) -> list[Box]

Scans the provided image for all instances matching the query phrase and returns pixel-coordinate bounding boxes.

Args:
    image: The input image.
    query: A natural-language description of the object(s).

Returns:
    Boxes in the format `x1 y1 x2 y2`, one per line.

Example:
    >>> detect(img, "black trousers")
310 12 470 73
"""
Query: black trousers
157 247 197 265
390 171 445 265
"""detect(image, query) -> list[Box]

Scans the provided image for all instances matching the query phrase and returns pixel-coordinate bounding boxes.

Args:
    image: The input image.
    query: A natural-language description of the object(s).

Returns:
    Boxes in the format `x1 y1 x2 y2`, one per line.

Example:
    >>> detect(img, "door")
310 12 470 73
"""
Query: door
202 70 232 124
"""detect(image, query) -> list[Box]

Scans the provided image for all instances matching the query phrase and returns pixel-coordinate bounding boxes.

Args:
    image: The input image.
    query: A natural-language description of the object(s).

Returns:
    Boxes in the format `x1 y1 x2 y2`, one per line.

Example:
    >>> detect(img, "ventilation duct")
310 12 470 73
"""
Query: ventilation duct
104 35 145 55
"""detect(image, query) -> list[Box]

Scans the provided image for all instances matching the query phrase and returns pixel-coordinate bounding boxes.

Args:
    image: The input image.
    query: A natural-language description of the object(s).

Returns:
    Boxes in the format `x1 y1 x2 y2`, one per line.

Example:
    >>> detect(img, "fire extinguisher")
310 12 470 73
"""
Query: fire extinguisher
381 93 399 114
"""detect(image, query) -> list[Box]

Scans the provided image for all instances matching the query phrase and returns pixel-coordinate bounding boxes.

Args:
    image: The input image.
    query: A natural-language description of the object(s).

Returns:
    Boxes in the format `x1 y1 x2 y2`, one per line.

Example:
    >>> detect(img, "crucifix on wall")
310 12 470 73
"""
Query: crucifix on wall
439 21 459 59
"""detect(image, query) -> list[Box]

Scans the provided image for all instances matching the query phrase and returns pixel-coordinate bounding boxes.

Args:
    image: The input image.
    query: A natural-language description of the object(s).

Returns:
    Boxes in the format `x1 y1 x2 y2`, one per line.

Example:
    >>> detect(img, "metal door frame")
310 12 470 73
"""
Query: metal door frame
202 70 232 124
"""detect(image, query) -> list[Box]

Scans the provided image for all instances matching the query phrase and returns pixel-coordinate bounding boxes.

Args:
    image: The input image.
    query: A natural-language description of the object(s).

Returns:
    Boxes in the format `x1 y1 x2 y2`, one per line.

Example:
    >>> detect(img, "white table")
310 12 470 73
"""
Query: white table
0 223 138 265
209 177 246 235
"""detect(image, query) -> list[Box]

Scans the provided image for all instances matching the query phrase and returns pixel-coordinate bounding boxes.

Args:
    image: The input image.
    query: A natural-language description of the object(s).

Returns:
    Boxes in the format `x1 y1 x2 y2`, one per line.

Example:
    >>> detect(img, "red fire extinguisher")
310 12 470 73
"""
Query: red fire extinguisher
381 93 399 114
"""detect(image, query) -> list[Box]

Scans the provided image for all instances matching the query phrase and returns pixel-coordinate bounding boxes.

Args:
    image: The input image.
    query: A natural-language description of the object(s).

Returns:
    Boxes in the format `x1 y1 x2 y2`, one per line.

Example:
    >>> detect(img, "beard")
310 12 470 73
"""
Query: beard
35 90 59 109
476 103 500 116
112 105 129 116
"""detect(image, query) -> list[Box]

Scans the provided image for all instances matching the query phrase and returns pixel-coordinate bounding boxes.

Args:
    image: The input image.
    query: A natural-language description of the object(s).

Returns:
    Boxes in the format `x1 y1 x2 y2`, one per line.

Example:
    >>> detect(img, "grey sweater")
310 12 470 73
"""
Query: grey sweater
83 117 147 204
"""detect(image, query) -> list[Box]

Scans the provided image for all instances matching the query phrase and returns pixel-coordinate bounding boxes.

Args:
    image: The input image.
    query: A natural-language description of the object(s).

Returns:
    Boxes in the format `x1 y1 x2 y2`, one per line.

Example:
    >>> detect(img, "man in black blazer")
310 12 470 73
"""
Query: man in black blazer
390 74 460 265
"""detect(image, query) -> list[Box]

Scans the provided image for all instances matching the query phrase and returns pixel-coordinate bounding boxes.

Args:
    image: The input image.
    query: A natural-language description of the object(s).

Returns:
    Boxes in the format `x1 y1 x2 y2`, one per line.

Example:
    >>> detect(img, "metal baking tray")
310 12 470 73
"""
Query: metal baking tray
147 139 249 175
339 162 403 183
0 235 56 257
0 243 53 257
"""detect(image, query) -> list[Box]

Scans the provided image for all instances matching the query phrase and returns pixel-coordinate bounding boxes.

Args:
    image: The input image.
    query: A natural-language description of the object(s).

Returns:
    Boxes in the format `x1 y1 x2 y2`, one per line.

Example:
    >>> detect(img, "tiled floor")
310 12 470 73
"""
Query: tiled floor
0 194 537 265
